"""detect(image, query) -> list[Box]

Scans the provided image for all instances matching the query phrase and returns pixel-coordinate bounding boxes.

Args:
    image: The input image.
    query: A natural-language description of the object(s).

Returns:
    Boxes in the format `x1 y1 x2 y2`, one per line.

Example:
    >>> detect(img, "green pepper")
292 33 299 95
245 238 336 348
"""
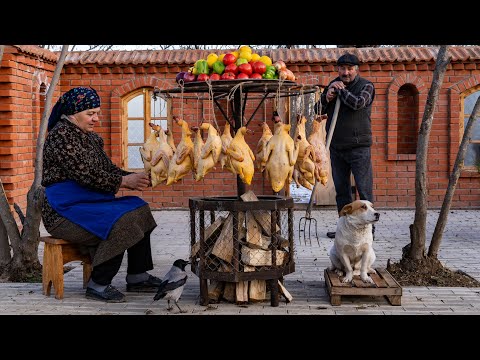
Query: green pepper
266 65 276 74
262 69 276 79
195 59 210 75
212 60 225 75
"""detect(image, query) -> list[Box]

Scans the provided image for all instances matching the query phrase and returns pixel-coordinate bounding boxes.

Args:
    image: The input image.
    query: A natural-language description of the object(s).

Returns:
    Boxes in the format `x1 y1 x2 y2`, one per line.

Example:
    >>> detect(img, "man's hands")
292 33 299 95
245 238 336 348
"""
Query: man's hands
326 81 345 102
121 172 151 191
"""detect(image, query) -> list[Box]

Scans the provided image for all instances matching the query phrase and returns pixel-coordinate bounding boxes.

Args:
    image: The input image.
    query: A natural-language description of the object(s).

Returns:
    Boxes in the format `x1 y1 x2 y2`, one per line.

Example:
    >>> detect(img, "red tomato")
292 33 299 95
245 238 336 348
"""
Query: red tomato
252 61 266 75
223 53 236 66
225 63 238 75
221 72 236 80
249 73 263 79
210 73 221 81
237 72 249 79
238 63 252 76
197 73 210 82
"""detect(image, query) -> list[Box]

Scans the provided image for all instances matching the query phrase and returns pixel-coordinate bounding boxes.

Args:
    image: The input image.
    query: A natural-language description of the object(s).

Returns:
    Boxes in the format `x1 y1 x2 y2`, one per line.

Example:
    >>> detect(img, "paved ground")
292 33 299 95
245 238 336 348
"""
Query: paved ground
1 208 480 315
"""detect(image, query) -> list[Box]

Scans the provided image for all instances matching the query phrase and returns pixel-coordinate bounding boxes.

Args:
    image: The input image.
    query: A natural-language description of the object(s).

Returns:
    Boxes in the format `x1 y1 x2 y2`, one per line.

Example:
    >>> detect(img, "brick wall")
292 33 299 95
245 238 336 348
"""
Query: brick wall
1 46 480 214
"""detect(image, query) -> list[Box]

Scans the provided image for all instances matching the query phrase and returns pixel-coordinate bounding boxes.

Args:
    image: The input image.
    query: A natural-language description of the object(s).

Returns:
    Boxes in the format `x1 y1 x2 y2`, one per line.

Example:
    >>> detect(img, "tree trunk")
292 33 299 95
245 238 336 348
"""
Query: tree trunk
1 45 70 281
428 96 480 258
409 45 450 260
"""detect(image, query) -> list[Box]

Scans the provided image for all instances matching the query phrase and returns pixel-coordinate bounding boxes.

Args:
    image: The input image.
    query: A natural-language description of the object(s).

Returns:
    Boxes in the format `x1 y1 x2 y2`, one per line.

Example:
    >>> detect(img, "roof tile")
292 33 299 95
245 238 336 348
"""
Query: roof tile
58 46 480 66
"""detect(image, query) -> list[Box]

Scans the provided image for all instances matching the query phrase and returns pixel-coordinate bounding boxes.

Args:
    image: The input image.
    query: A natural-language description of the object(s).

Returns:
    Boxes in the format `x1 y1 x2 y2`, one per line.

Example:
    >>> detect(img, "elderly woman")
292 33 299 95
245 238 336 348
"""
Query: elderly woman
42 87 161 303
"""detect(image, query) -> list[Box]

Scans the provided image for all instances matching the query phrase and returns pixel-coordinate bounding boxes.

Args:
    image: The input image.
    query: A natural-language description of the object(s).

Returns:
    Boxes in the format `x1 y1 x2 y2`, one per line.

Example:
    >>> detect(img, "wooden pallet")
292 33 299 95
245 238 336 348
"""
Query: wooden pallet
324 268 402 306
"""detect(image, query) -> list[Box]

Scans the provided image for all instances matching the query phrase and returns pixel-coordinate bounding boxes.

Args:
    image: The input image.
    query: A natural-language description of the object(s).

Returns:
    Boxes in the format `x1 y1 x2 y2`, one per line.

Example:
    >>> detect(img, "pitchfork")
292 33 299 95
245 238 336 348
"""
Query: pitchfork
298 96 340 245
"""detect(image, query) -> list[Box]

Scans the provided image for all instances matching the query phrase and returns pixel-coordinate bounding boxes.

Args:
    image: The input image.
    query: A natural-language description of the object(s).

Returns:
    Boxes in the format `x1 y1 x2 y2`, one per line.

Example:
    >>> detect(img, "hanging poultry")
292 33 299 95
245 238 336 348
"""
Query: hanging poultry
166 116 194 185
150 125 175 187
263 113 299 193
219 121 233 170
293 114 316 189
307 114 329 186
139 122 161 173
255 121 273 171
195 122 222 181
225 126 255 185
167 125 177 153
191 126 205 177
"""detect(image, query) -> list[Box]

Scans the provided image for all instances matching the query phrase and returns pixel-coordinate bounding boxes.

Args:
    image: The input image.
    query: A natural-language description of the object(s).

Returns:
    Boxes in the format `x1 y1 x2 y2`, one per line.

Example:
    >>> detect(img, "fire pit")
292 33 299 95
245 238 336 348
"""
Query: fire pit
189 192 295 307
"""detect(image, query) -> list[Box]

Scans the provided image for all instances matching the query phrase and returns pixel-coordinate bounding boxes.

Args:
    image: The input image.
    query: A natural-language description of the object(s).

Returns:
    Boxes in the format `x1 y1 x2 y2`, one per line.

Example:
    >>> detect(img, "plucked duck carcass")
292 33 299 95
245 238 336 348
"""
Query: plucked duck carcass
225 126 255 185
150 125 175 187
195 122 222 181
166 116 194 185
263 113 299 193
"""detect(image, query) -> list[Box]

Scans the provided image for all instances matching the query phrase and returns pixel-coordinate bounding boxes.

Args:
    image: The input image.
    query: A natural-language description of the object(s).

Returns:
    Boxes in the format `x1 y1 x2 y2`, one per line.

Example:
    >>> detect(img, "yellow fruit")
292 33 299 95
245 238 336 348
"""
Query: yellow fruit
207 53 218 68
218 53 226 62
259 55 272 67
250 53 261 62
239 50 252 62
239 45 252 53
232 51 239 60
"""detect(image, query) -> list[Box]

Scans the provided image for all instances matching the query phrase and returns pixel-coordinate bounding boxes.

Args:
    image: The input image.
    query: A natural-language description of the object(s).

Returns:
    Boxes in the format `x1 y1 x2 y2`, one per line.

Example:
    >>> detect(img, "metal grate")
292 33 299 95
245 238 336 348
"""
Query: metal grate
189 196 295 306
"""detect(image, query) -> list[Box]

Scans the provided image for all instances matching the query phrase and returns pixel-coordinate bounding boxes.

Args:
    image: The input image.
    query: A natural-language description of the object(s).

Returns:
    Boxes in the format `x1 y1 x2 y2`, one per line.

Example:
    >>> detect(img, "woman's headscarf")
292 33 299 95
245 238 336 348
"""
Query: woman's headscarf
47 87 101 131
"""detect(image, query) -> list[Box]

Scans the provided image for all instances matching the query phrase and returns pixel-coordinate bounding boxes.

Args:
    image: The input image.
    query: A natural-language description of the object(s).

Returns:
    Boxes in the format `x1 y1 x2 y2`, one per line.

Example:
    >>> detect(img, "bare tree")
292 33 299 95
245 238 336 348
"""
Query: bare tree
407 45 450 260
0 45 70 280
428 96 480 258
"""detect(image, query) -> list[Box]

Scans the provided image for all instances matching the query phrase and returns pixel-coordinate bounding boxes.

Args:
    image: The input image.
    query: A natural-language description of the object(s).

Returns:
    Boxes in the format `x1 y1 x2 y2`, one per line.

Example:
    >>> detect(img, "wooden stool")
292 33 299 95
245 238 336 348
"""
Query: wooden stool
40 236 93 300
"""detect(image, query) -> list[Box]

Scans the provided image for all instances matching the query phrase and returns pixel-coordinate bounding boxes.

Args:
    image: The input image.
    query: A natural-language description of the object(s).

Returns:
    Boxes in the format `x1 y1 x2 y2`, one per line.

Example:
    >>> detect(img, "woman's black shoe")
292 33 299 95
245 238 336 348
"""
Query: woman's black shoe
86 285 126 303
126 275 163 293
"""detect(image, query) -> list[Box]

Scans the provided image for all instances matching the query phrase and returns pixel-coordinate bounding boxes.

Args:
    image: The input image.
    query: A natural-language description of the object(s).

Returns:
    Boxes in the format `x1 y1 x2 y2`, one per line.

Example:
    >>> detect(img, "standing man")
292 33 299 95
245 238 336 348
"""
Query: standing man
315 53 376 239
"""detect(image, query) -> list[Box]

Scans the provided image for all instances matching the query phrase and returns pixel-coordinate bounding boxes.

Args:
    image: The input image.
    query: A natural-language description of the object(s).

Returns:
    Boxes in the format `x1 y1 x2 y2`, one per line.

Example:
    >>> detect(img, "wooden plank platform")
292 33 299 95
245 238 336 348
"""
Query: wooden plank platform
324 268 402 306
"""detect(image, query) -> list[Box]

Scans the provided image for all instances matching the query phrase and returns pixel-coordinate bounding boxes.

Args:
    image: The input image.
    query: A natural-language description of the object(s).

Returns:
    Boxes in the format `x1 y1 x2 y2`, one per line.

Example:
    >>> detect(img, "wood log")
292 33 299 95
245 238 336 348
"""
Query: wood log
240 190 280 235
236 281 249 304
205 215 225 241
241 246 287 266
223 282 236 303
246 212 270 250
277 235 289 249
244 265 267 302
211 212 245 263
208 280 225 303
211 214 233 262
278 280 293 303
192 215 225 258
218 262 236 302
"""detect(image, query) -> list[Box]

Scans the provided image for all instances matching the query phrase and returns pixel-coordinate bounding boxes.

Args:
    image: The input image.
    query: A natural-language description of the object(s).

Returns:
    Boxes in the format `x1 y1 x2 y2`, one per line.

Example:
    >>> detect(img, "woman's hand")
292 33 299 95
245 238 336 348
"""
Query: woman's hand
121 172 151 190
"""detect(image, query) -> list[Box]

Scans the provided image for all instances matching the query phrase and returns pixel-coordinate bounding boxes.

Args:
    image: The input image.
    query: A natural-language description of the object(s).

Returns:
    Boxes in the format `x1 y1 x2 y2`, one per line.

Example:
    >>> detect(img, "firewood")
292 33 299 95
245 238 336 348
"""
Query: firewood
246 212 271 250
223 283 236 303
277 235 289 248
241 246 288 266
236 281 249 304
208 280 225 303
205 215 225 241
211 212 245 263
240 190 280 235
192 215 225 258
244 265 267 302
211 214 233 262
278 280 293 303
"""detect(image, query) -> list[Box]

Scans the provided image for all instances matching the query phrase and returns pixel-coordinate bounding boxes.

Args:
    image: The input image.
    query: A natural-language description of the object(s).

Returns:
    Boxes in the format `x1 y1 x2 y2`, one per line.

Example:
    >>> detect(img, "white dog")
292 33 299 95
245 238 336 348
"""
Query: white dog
328 200 380 284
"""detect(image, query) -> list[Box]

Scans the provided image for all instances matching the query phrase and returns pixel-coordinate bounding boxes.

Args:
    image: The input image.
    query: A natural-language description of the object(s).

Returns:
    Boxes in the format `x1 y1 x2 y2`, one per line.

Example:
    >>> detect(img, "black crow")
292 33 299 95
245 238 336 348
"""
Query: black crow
153 259 189 313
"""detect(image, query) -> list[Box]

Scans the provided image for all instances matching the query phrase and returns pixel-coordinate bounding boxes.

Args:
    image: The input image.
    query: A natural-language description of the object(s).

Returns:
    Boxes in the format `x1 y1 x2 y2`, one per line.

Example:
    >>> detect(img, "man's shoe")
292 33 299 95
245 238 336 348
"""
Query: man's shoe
326 231 336 239
86 285 126 303
126 274 163 293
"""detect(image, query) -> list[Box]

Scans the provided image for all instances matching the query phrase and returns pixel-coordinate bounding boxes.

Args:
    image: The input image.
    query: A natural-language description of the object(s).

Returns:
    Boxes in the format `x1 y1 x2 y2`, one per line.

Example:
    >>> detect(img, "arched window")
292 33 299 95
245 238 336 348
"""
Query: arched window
123 88 170 170
397 84 419 155
463 90 480 171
